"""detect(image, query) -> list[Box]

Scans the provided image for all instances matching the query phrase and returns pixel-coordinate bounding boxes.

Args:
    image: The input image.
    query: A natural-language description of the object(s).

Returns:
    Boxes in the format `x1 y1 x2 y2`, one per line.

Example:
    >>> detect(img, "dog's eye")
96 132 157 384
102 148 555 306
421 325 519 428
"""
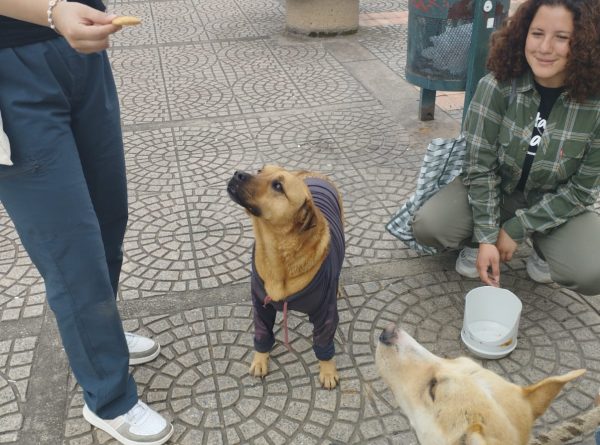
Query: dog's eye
272 180 283 193
428 378 437 401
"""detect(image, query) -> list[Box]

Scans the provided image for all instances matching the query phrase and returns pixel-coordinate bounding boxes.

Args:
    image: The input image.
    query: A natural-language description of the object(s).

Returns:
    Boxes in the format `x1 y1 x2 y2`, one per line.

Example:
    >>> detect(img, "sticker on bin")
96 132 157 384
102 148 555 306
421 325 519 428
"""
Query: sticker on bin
461 286 522 359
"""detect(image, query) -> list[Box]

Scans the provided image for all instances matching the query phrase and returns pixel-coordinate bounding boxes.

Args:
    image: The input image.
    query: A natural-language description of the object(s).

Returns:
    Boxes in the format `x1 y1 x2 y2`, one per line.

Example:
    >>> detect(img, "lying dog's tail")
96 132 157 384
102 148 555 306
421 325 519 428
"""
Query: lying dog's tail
529 401 600 445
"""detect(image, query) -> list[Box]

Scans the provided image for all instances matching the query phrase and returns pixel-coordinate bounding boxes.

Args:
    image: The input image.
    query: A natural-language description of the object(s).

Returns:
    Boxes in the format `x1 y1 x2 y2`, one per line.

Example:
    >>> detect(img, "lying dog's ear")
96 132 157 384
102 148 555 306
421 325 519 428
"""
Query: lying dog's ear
296 199 317 232
523 369 586 418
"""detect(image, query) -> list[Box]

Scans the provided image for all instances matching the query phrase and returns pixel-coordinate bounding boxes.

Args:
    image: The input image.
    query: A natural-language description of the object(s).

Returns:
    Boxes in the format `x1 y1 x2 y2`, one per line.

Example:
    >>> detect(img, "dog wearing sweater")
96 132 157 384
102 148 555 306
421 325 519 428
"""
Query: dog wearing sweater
227 165 345 389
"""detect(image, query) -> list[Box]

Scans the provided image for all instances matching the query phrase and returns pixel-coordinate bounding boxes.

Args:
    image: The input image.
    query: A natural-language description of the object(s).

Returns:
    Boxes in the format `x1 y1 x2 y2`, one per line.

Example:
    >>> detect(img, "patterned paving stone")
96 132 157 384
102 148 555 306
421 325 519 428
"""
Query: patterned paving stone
199 11 264 40
358 25 408 80
360 0 409 13
0 214 45 322
159 45 238 120
152 0 209 44
121 189 254 299
247 106 410 170
173 124 261 191
109 47 170 125
63 274 600 444
124 123 261 196
0 374 22 444
0 336 37 444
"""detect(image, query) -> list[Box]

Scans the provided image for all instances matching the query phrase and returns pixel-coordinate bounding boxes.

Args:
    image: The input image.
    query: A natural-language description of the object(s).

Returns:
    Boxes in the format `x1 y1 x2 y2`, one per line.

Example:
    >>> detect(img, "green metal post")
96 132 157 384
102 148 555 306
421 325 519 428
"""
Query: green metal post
420 88 437 121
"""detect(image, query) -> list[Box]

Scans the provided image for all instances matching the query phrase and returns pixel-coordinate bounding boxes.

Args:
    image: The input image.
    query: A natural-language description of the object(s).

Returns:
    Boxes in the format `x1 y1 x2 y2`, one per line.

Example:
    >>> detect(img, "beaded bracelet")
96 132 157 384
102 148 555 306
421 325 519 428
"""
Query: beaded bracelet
47 0 65 32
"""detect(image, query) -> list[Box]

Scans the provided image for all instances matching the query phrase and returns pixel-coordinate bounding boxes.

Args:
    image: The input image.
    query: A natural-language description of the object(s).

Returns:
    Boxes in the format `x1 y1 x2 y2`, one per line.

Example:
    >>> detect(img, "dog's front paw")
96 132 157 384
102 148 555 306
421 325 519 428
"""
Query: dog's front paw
249 351 270 377
319 359 339 389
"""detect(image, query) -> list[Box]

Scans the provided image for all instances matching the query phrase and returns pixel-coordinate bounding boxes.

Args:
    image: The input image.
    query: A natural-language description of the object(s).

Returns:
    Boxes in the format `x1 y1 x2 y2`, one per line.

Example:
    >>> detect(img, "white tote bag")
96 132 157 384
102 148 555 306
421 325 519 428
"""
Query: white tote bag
0 111 13 166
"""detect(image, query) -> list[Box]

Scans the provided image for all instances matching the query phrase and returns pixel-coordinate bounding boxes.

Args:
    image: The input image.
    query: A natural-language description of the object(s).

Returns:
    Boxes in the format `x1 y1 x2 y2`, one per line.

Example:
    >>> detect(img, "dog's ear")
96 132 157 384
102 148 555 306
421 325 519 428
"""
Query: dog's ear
463 424 487 445
295 199 317 232
523 369 586 418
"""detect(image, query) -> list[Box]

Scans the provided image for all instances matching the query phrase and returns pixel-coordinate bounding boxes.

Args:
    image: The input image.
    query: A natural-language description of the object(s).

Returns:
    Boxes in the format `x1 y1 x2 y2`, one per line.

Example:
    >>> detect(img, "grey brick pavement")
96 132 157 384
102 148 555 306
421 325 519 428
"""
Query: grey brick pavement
1 0 599 444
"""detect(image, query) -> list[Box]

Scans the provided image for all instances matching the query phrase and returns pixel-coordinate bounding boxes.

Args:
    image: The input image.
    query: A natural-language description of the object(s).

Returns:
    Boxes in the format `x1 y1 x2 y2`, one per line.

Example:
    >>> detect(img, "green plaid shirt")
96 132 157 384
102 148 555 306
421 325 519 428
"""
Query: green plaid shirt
463 71 600 244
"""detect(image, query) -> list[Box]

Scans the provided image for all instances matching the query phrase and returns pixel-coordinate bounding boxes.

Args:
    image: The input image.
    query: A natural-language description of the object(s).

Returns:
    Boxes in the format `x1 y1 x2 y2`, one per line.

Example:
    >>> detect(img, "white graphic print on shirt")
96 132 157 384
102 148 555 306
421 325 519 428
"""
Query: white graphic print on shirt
528 112 546 155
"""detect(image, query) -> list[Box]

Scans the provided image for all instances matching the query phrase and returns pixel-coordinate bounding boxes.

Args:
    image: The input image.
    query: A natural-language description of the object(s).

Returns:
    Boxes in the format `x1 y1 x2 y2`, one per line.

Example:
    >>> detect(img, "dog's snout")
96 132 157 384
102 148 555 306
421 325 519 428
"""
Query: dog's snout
379 324 399 345
234 170 250 182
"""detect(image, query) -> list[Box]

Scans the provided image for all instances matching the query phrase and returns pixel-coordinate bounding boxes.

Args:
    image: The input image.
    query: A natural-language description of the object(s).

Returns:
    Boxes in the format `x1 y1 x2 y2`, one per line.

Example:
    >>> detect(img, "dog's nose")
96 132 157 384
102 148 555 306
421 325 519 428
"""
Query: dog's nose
379 324 399 345
233 170 249 182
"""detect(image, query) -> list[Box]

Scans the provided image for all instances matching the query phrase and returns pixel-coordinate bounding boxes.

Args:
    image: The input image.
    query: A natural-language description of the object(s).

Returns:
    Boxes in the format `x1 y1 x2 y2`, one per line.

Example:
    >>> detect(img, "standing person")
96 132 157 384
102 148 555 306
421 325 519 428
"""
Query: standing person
411 0 600 295
0 1 174 444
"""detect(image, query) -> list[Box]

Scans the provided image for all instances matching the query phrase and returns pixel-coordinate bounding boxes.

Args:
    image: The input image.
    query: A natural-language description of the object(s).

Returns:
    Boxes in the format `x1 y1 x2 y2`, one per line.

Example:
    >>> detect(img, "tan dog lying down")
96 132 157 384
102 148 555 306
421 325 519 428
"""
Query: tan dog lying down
227 165 345 389
376 324 585 445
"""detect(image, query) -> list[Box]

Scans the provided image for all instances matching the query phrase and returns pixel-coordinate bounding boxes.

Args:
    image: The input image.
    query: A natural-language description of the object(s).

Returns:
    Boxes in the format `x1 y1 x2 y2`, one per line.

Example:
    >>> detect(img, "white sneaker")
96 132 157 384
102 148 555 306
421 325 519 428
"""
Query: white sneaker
125 333 160 365
83 401 173 445
526 250 553 284
455 247 480 279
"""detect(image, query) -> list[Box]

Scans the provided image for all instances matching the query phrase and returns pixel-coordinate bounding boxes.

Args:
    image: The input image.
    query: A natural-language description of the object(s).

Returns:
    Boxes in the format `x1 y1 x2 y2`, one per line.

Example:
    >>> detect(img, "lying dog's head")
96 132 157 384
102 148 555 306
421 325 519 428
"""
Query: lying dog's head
227 165 317 231
376 325 585 445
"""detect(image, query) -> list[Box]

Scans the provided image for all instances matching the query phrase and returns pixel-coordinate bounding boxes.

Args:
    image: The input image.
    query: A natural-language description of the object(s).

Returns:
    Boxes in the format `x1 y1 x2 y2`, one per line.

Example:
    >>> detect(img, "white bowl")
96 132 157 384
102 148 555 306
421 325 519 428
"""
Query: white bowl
461 286 522 359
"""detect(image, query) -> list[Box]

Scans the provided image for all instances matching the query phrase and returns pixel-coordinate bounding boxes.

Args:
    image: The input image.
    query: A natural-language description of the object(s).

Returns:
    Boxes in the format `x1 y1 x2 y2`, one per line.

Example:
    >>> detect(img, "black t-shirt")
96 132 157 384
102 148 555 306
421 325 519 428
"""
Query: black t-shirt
516 81 564 191
0 0 106 49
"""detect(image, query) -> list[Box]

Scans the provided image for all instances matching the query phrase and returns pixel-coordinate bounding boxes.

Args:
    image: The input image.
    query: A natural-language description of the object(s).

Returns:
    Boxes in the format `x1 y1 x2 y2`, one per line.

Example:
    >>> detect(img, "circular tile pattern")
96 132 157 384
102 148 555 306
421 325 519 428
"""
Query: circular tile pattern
0 217 45 321
124 128 180 194
359 25 408 79
167 78 235 120
121 192 253 299
202 17 261 40
64 307 369 445
156 19 209 44
0 374 22 443
253 108 410 168
233 70 307 113
215 41 274 67
160 45 219 76
360 0 408 13
64 273 600 444
0 223 19 278
175 125 261 188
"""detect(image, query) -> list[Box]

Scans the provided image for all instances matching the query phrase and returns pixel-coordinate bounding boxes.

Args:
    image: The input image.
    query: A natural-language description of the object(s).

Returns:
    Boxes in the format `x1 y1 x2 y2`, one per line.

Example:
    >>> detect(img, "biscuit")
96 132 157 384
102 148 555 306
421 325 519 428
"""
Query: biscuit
112 16 142 26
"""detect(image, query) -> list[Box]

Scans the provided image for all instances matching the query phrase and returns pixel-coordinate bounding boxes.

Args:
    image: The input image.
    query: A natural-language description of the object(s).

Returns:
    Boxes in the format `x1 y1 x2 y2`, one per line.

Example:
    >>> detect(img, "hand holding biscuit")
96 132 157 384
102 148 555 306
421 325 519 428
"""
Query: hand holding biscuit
51 2 120 53
112 16 142 26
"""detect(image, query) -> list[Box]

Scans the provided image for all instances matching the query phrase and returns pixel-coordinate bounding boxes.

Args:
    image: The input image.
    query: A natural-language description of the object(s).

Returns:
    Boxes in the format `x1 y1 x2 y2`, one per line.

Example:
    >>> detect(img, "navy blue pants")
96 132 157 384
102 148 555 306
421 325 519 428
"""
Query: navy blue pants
0 38 137 419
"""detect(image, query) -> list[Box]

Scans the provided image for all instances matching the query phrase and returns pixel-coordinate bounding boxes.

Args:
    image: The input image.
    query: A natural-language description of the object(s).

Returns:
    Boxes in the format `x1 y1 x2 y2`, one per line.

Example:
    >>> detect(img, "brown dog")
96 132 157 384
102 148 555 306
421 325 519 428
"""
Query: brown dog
376 324 585 445
227 165 345 389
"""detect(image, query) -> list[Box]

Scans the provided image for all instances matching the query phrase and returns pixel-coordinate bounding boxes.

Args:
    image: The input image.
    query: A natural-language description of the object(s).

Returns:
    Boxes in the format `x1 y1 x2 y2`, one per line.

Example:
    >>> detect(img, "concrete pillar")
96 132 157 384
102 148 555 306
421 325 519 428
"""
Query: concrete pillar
285 0 359 36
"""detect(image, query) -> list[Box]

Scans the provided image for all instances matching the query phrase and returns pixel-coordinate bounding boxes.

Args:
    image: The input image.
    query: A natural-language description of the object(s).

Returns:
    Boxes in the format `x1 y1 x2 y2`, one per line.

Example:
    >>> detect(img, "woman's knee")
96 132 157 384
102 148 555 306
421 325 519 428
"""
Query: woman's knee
412 210 435 246
566 269 600 296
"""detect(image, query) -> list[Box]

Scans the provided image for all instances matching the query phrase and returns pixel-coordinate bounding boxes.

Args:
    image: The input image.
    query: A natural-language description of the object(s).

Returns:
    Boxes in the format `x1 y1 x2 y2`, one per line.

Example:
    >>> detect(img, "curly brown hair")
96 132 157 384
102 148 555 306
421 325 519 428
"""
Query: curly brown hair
486 0 600 102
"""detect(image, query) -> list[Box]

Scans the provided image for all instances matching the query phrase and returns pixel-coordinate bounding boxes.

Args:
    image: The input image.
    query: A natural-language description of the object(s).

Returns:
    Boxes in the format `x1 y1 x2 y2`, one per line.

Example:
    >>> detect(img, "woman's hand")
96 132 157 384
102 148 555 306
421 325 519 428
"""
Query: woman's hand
52 2 119 53
477 243 500 287
496 228 518 262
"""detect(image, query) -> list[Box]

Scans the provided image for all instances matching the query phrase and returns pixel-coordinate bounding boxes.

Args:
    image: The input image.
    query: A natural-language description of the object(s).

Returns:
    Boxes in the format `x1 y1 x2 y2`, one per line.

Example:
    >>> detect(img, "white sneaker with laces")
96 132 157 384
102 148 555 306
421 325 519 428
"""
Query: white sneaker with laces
526 249 553 284
83 401 173 445
125 332 160 365
455 246 480 279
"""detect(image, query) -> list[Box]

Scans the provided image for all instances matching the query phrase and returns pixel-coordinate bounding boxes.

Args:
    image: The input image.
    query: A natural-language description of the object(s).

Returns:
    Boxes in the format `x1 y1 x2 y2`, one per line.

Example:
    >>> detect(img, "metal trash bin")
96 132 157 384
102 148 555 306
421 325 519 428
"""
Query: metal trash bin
406 0 509 120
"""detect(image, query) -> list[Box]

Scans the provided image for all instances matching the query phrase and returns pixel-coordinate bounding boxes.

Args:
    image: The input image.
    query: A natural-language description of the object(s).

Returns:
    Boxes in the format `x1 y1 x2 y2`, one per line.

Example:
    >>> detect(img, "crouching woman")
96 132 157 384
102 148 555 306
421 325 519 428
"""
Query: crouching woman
412 0 600 295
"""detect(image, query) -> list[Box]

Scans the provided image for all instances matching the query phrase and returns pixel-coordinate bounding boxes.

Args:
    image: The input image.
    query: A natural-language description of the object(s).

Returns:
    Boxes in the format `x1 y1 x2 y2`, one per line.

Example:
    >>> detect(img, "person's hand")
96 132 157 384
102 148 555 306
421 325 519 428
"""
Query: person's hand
496 228 518 262
477 243 500 287
52 2 119 53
